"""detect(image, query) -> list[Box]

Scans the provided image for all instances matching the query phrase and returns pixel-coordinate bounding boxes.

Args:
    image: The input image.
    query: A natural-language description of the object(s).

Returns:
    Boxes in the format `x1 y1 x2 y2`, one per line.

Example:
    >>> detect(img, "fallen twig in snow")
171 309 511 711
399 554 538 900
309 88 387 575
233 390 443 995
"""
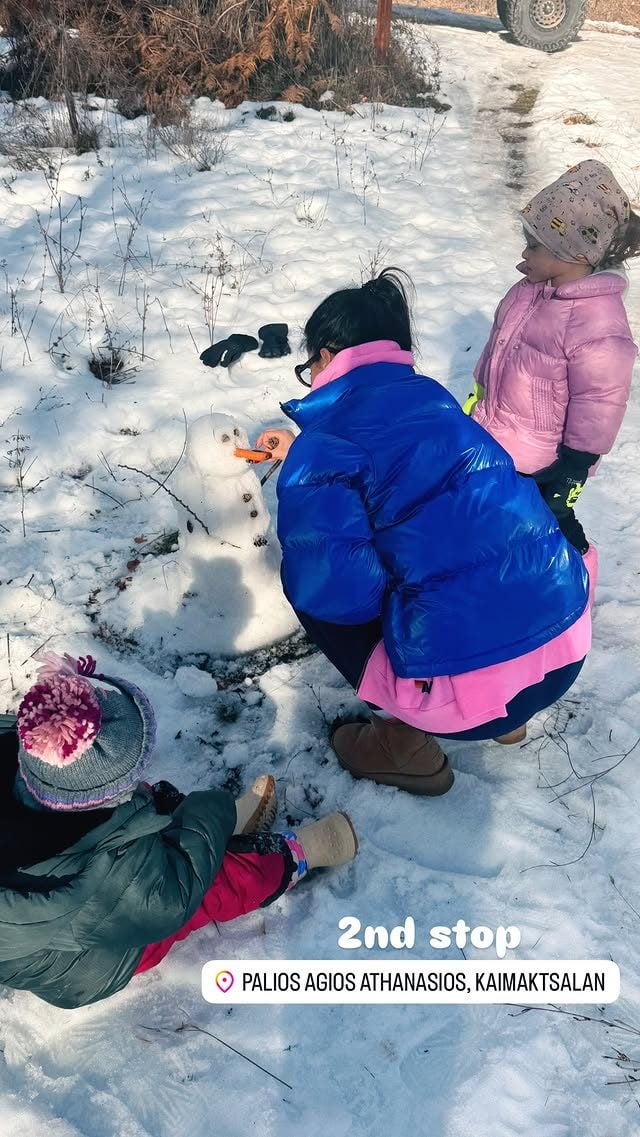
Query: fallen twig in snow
549 735 639 805
507 1004 640 1036
86 481 126 509
138 1021 293 1090
98 451 117 482
151 409 188 497
21 634 56 667
507 1006 640 1108
6 634 15 692
609 875 640 922
523 719 639 871
521 780 600 872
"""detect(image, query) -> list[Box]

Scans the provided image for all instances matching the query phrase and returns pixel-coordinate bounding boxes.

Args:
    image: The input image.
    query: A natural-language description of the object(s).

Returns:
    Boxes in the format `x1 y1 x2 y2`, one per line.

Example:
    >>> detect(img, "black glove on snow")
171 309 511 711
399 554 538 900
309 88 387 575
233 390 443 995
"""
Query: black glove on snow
151 780 186 814
534 445 599 556
258 323 291 359
200 334 258 368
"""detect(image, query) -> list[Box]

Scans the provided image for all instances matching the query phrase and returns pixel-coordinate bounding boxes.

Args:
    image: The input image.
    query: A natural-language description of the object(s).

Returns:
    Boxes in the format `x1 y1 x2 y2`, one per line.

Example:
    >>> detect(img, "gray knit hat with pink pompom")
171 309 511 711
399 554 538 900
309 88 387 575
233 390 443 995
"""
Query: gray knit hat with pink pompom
519 160 631 266
17 653 156 811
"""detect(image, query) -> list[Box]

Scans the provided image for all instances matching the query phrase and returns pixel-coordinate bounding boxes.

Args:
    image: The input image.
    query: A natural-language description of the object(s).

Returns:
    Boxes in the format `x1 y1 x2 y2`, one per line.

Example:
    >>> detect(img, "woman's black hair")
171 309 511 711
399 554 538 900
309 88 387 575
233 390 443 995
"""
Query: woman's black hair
599 208 640 269
303 267 414 360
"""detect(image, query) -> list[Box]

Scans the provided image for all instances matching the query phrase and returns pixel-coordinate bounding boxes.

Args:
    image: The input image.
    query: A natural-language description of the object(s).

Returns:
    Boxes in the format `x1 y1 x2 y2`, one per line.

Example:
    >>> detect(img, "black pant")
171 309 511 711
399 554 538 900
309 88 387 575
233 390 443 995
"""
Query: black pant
296 609 381 690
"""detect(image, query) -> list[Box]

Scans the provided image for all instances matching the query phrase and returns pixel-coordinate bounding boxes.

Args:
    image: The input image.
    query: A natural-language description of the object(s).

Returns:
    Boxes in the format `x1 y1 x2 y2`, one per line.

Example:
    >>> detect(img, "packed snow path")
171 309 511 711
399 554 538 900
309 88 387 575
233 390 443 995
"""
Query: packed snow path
1 16 639 1137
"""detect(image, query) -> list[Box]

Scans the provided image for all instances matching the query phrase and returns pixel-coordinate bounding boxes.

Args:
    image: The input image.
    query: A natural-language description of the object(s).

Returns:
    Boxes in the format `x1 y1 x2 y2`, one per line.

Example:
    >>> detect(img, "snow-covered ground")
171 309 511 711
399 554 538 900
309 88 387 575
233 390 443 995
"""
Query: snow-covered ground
1 16 640 1137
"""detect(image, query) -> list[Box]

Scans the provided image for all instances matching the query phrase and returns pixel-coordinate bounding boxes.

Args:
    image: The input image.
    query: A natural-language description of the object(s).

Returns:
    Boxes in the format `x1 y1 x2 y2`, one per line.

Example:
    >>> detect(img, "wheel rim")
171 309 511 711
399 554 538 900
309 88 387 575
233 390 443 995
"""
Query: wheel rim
530 0 567 28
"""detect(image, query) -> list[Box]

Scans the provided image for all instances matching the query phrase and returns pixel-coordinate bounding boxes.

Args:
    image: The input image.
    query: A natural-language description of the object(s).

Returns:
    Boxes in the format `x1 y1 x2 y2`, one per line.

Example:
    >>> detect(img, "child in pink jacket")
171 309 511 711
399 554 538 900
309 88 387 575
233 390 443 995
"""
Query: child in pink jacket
468 160 639 556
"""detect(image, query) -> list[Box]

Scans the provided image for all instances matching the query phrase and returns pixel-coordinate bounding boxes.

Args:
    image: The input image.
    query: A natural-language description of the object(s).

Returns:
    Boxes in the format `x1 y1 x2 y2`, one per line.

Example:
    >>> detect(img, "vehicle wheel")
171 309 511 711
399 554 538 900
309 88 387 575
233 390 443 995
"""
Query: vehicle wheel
505 0 587 51
497 0 509 27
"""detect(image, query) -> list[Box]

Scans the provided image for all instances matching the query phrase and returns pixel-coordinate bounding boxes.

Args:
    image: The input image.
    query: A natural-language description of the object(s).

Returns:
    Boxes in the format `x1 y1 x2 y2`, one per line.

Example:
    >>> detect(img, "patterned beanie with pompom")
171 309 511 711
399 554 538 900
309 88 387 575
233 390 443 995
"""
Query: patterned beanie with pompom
17 653 156 811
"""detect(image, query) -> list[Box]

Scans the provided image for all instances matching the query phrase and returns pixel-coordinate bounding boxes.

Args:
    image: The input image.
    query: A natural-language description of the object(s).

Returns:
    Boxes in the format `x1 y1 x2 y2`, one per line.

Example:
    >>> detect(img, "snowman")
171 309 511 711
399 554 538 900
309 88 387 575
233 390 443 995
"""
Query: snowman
172 413 272 557
167 412 299 654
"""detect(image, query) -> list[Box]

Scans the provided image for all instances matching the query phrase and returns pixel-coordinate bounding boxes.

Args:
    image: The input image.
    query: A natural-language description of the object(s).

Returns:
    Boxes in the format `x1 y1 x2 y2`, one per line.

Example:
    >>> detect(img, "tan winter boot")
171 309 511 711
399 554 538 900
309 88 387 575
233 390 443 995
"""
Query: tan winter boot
292 812 359 871
493 724 528 745
332 715 454 796
233 775 277 835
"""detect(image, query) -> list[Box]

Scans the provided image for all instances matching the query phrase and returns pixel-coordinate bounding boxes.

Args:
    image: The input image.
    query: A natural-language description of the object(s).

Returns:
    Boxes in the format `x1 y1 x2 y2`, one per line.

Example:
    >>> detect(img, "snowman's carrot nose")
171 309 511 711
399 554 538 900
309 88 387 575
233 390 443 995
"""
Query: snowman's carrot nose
234 447 272 463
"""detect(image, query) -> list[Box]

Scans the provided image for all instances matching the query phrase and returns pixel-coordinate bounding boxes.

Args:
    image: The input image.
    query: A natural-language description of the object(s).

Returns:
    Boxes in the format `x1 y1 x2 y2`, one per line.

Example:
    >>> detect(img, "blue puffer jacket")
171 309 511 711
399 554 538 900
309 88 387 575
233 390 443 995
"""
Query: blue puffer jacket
278 361 589 678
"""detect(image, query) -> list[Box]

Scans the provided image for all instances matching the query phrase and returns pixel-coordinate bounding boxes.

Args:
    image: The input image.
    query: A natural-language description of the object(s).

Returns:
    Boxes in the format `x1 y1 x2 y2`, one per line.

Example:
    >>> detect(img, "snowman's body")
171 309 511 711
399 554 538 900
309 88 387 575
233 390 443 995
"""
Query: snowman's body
168 412 298 654
173 414 273 562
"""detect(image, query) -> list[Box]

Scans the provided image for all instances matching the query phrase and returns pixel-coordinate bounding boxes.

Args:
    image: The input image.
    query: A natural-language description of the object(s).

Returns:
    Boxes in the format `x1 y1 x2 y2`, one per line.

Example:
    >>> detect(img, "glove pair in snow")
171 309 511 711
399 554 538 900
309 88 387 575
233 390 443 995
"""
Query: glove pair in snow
200 324 291 368
534 445 599 556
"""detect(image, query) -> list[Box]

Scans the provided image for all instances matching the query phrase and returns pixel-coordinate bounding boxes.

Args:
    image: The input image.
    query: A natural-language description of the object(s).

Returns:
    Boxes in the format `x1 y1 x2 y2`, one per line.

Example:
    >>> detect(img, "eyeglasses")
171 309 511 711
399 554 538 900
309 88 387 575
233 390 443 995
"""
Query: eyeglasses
294 358 315 387
295 346 339 387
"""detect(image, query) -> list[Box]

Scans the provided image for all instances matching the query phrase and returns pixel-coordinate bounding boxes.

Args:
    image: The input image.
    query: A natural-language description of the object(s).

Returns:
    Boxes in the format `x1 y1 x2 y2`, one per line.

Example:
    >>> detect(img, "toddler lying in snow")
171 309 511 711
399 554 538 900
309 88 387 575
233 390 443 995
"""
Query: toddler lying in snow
0 653 357 1009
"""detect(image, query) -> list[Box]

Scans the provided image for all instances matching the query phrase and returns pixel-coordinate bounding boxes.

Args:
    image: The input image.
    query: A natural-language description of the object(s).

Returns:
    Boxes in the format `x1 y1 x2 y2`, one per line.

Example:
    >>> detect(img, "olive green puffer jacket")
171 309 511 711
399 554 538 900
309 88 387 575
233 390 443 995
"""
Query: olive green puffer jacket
0 731 236 1009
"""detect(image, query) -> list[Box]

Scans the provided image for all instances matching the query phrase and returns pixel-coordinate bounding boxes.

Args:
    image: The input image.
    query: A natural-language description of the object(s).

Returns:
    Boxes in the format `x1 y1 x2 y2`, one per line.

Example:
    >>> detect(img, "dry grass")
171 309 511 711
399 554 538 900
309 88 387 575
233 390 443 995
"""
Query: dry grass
0 102 100 166
0 0 440 114
411 0 640 26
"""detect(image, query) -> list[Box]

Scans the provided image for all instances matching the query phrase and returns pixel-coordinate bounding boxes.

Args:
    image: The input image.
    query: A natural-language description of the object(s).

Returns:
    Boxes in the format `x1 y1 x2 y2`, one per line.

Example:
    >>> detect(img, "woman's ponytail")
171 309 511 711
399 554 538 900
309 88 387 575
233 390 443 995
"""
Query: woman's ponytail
304 267 414 360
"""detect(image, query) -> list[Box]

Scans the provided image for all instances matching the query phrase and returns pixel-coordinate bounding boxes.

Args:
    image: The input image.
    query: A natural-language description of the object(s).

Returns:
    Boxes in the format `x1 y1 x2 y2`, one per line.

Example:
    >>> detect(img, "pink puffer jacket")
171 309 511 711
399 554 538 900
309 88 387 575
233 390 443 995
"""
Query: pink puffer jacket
471 270 638 475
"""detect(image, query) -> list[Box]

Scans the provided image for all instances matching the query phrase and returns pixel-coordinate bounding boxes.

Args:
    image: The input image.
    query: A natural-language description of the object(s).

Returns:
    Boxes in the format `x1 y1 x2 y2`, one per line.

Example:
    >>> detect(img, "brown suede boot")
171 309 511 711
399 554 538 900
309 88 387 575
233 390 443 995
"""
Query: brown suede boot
493 724 527 745
331 715 454 796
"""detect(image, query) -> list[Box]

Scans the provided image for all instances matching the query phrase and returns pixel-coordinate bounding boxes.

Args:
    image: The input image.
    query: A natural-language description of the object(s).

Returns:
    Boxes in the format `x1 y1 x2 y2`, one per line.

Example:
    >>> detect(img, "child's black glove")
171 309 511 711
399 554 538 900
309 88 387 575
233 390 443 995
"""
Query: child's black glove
150 780 186 814
200 334 258 368
258 323 290 359
552 510 590 555
535 445 598 509
534 446 599 556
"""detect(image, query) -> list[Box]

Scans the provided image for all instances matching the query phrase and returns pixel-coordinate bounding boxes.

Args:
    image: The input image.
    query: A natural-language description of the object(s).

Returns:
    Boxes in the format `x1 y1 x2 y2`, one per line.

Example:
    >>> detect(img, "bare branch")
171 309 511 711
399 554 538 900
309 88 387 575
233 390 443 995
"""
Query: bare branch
118 461 239 549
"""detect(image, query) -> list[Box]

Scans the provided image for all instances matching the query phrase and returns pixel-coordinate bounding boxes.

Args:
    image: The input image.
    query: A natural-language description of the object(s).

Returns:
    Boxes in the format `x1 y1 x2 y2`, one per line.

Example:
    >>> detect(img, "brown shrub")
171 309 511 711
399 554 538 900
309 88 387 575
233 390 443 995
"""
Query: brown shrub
0 0 438 115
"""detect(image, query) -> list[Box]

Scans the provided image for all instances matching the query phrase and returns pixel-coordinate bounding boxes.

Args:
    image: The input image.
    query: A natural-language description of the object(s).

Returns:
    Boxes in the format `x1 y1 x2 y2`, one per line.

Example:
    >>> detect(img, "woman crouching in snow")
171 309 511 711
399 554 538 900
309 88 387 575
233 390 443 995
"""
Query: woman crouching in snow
0 653 357 1009
257 270 592 796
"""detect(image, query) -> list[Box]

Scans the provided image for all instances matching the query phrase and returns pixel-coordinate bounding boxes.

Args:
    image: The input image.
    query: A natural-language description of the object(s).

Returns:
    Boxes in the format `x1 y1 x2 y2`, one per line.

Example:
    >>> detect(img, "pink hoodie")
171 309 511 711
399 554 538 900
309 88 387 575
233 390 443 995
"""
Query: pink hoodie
471 271 637 474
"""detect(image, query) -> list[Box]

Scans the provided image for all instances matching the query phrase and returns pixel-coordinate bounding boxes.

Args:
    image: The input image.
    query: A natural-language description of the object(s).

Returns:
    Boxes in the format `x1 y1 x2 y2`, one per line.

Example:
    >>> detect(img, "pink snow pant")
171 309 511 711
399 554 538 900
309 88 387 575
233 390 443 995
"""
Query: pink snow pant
135 839 294 974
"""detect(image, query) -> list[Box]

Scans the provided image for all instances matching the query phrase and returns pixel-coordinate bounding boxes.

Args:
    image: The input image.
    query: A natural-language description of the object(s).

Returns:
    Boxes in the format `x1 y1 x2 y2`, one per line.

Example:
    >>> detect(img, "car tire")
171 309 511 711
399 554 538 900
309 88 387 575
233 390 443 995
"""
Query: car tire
497 0 509 27
505 0 587 51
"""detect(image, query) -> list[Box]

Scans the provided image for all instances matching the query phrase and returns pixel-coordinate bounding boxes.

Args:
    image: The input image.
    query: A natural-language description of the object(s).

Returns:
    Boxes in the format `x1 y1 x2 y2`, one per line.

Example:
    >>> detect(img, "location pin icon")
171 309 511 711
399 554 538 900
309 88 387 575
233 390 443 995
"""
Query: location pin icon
215 969 234 994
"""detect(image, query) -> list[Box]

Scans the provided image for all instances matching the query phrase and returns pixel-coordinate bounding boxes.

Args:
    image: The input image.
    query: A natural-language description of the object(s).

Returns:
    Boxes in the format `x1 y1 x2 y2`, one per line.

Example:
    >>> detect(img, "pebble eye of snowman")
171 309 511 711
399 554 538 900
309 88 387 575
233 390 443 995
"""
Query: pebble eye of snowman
233 428 240 437
221 433 230 443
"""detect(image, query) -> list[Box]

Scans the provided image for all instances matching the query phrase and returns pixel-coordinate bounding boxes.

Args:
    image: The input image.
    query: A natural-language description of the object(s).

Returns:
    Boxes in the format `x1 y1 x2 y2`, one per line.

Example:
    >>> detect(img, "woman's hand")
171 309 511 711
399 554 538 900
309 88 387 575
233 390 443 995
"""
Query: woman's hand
255 428 296 460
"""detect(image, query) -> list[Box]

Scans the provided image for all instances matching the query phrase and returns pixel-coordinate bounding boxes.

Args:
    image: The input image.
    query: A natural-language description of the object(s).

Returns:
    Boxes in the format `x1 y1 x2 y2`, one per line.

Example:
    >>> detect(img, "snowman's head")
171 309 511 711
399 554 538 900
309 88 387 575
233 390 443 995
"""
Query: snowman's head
187 413 251 479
